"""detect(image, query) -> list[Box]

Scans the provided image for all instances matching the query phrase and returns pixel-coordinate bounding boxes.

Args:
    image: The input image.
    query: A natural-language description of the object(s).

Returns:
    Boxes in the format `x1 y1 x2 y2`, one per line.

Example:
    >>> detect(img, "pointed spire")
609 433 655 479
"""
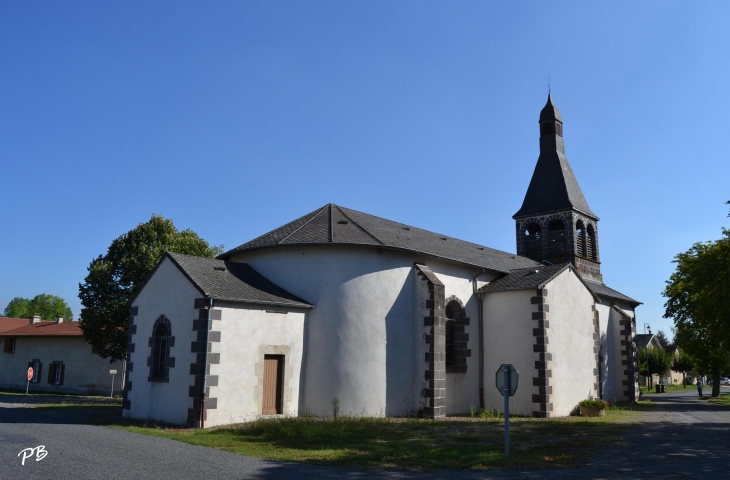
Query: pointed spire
514 95 597 220
539 93 562 123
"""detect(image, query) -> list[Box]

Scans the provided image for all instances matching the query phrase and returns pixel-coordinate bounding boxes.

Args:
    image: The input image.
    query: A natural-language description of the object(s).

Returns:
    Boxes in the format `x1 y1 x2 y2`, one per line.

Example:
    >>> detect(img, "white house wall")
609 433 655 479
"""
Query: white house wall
0 336 122 395
125 257 201 425
206 303 305 427
482 289 536 416
544 270 598 417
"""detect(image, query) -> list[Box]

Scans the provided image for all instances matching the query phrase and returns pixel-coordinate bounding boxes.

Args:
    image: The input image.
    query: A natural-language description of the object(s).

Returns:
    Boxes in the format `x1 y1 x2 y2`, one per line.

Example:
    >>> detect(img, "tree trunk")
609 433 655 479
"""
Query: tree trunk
683 372 686 388
712 368 721 397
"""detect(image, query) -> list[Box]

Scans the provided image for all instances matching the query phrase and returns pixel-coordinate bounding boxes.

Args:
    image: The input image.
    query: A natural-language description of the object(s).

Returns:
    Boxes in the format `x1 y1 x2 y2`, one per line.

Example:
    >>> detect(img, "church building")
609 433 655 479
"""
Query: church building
122 95 640 427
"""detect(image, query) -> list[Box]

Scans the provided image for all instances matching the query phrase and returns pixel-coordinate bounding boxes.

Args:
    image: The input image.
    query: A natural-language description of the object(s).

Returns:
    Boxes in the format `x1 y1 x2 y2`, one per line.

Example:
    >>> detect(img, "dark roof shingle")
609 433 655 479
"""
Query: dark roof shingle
585 280 641 305
478 263 574 293
167 253 312 309
220 204 540 273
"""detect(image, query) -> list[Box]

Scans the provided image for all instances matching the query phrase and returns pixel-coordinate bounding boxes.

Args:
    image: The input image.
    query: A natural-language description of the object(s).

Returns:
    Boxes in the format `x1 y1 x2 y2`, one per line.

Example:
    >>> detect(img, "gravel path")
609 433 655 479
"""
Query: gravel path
1 390 729 479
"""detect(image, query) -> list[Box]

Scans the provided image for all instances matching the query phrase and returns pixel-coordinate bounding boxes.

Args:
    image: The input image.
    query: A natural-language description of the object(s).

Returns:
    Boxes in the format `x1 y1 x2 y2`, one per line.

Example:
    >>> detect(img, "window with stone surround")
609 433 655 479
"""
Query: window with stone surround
445 298 470 373
148 315 175 382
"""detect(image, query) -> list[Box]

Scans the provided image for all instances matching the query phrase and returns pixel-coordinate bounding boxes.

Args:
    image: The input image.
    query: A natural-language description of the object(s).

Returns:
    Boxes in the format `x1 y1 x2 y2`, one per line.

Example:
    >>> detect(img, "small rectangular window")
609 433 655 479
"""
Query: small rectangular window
32 362 40 383
3 338 15 354
54 365 62 385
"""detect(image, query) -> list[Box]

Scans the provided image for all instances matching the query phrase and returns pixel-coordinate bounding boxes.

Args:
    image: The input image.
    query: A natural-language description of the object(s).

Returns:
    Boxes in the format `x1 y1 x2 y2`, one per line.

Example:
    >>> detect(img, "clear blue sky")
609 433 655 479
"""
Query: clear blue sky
1 2 728 339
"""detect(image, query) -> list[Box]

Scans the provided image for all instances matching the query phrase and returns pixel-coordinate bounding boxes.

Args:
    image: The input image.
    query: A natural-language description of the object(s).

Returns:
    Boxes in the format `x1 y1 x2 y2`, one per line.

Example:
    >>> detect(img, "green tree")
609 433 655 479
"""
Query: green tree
671 350 694 388
79 215 223 361
663 228 730 397
638 346 672 388
3 294 73 321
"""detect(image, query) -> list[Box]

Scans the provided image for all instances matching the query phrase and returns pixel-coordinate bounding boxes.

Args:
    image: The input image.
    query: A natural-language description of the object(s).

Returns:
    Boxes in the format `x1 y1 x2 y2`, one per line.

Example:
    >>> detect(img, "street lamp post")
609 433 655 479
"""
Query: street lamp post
643 323 651 388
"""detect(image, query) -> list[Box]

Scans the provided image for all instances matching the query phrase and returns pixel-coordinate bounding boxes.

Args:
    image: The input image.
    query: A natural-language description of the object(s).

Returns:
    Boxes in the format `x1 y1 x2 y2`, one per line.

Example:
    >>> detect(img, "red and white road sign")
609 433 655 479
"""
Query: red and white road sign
27 367 33 381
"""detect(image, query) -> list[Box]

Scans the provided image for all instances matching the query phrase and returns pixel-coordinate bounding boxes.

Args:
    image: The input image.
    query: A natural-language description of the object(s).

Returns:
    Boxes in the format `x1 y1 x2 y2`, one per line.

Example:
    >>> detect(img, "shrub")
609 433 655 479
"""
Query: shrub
578 399 610 410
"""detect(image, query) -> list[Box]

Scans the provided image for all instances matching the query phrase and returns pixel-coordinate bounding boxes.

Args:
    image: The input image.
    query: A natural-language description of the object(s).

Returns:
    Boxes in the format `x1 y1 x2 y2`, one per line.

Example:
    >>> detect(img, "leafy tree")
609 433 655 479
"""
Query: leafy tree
3 294 73 321
638 346 672 388
655 330 671 349
671 350 694 388
79 215 223 361
664 228 730 397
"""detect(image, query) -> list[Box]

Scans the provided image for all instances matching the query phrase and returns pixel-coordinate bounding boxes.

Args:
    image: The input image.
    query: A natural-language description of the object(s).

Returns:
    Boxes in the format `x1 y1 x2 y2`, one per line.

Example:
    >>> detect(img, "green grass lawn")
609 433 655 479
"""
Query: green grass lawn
702 393 730 407
111 405 643 471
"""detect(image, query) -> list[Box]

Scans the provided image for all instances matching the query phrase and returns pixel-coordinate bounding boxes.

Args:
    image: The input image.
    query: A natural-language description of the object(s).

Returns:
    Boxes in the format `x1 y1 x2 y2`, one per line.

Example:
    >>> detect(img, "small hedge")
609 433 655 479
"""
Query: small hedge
578 399 610 410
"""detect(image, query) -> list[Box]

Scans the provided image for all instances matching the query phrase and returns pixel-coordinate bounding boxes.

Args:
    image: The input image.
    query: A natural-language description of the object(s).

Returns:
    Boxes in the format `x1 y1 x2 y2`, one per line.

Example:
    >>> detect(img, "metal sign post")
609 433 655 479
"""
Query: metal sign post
495 364 519 459
503 365 510 457
26 367 33 395
109 369 118 398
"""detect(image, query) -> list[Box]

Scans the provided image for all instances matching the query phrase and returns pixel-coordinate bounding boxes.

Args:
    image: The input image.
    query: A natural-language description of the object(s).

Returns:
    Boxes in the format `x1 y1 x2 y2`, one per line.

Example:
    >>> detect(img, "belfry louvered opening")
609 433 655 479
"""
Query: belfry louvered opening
525 223 542 261
576 221 586 257
548 220 566 258
587 225 597 260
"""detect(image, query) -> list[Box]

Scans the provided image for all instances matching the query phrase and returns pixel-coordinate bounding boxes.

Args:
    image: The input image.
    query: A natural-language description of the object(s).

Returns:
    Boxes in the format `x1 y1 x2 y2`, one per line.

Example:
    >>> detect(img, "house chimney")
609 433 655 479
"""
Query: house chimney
30 315 42 324
56 315 64 324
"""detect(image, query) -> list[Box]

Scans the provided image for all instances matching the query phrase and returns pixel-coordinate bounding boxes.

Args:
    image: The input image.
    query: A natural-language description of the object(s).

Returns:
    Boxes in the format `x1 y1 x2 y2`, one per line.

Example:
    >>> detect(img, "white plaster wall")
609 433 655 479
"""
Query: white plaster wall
0 335 122 394
594 302 615 401
206 304 305 427
482 290 536 416
230 246 496 417
230 246 417 417
427 258 500 415
611 300 636 402
126 257 200 425
547 270 598 416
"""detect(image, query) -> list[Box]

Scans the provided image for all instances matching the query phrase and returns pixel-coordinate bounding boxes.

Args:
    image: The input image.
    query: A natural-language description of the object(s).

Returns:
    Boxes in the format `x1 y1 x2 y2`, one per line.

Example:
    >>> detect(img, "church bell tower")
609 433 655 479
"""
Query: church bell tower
514 94 603 283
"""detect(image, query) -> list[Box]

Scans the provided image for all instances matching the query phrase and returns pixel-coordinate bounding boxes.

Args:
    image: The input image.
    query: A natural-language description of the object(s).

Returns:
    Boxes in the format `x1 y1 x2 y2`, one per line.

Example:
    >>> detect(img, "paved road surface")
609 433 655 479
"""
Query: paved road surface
1 390 729 479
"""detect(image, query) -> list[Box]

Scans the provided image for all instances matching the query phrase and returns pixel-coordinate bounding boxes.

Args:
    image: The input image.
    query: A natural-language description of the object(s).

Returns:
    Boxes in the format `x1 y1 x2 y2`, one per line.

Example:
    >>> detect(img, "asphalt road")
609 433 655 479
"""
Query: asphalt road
2 389 730 479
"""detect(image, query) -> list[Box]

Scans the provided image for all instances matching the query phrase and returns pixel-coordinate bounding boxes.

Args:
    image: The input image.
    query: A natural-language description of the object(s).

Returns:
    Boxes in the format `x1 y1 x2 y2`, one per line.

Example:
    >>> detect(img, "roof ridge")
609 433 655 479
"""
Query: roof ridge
333 204 385 245
278 204 330 244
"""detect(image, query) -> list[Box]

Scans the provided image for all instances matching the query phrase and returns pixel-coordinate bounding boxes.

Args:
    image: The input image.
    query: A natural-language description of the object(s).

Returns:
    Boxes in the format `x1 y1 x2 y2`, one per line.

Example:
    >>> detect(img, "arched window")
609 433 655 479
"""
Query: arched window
153 324 168 378
548 220 566 257
148 315 174 382
524 223 542 261
587 224 597 260
445 298 470 373
576 221 586 257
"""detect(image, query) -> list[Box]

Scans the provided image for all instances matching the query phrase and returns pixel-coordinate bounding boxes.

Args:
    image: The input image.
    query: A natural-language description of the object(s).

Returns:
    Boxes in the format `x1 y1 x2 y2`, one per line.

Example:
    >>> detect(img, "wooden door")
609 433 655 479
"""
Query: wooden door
262 355 283 415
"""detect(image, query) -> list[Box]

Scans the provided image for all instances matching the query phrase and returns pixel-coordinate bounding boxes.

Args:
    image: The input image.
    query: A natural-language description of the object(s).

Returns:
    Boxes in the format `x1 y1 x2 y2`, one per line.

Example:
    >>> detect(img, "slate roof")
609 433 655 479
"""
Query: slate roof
0 319 83 337
477 263 598 301
539 93 563 122
166 252 313 309
514 95 597 220
220 204 540 273
478 263 571 293
585 280 641 305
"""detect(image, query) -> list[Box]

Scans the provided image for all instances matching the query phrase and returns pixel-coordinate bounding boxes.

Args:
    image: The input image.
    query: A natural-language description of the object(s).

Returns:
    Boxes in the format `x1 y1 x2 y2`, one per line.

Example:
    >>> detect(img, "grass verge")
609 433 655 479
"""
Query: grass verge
702 393 730 407
111 405 644 471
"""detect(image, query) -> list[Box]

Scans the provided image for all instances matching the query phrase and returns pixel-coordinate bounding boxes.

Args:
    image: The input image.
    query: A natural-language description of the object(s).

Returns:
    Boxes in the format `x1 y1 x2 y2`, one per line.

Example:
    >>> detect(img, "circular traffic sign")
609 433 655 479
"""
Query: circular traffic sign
27 367 33 381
